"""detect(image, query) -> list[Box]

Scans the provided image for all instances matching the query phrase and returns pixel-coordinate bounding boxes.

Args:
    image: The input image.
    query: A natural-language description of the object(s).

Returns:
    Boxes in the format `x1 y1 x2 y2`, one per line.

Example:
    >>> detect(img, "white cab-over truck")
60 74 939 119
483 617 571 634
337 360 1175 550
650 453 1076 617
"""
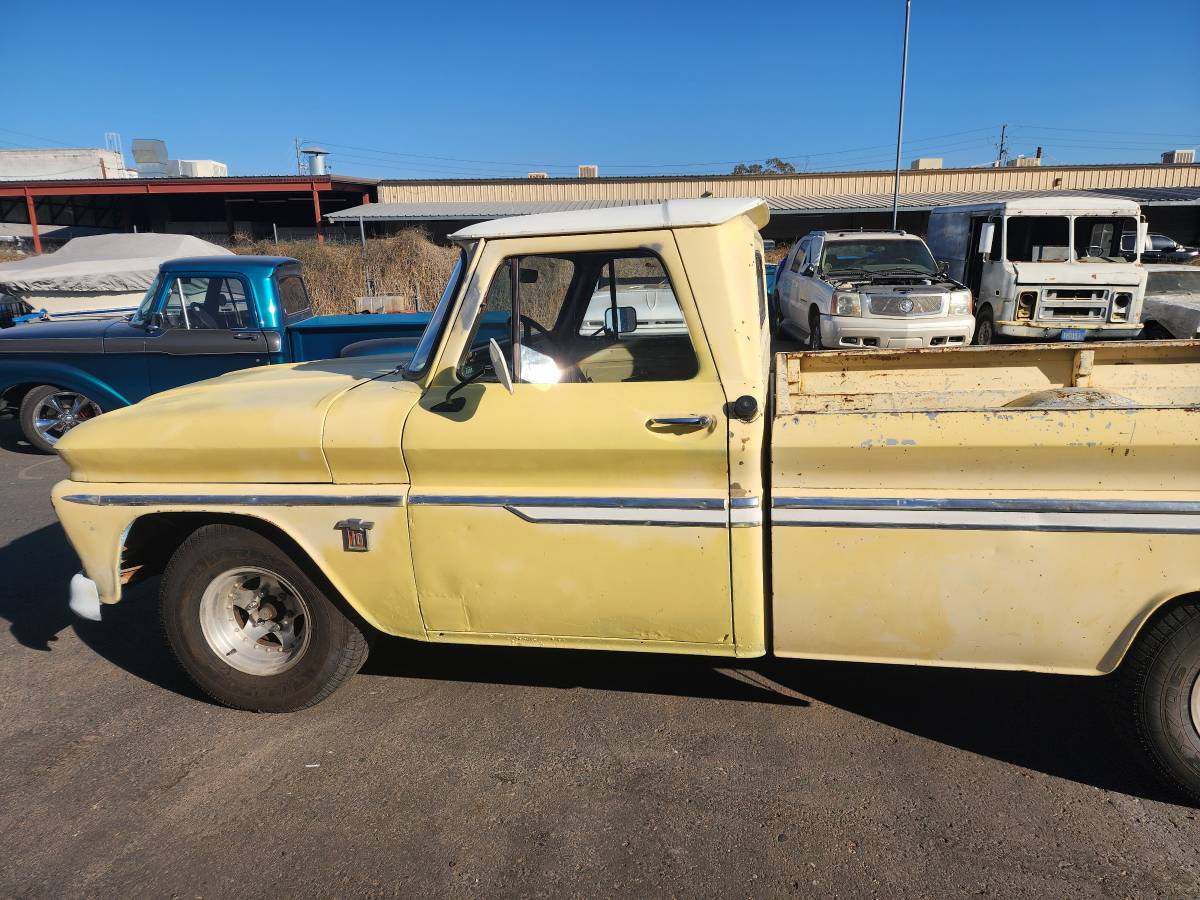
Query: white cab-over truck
927 196 1147 344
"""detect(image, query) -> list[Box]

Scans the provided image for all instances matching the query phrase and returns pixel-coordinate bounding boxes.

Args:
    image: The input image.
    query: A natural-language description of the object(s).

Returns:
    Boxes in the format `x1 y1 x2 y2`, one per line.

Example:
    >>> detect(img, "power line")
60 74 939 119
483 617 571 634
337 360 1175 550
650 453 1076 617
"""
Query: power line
304 125 1002 174
0 127 77 148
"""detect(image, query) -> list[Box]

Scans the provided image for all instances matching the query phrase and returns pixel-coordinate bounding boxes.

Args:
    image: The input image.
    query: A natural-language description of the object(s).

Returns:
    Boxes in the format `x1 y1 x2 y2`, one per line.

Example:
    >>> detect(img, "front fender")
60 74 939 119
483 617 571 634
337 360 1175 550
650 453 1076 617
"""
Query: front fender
0 359 132 410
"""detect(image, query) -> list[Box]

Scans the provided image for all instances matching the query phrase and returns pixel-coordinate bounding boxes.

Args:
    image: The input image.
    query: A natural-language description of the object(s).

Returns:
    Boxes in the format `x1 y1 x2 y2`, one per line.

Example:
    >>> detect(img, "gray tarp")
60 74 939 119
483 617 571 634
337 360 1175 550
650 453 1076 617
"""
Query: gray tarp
0 233 232 293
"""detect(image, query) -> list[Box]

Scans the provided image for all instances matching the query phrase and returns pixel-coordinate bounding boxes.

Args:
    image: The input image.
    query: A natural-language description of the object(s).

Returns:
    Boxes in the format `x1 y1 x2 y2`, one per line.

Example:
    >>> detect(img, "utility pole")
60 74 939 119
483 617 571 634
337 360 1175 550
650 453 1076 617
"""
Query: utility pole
294 138 302 175
997 124 1009 168
890 0 911 230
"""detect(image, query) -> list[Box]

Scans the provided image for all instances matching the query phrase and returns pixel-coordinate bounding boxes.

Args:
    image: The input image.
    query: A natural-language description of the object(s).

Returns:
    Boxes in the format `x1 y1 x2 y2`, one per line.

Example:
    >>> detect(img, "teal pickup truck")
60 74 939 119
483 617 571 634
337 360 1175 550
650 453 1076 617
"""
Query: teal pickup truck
0 255 439 452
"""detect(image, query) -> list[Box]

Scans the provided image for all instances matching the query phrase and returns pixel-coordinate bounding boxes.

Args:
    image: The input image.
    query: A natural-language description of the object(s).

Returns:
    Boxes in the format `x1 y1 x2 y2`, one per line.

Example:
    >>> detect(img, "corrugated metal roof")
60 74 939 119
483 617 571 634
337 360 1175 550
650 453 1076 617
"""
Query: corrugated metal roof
327 187 1200 223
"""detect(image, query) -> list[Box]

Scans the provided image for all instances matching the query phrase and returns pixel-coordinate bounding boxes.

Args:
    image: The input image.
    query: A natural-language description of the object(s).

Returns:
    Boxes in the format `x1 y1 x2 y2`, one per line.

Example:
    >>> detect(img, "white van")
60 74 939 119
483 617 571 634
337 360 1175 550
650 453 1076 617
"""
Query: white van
926 196 1147 344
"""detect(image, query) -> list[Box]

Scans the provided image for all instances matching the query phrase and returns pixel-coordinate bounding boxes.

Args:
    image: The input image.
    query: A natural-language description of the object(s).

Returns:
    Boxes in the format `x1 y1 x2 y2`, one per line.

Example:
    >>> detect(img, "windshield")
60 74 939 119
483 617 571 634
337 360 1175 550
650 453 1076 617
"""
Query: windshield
129 274 164 325
405 250 466 379
821 239 938 277
1147 270 1200 295
1074 216 1138 263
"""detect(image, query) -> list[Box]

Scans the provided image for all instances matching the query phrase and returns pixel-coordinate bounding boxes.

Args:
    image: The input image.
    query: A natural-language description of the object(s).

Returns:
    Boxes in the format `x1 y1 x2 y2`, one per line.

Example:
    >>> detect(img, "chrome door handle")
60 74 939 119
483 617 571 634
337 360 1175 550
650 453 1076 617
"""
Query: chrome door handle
647 415 712 428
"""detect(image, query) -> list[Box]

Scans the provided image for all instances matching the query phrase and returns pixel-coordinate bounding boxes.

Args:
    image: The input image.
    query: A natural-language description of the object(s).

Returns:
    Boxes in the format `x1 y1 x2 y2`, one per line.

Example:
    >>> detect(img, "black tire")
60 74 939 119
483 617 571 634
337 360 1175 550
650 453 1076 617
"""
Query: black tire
19 384 102 454
973 306 998 346
808 309 824 351
160 524 369 712
1113 600 1200 804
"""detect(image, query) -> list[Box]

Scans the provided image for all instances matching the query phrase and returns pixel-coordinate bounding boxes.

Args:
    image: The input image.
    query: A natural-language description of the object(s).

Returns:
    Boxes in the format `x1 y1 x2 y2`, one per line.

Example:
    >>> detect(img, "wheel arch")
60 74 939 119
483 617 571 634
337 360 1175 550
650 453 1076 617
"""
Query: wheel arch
1100 589 1200 673
0 361 130 411
122 511 382 636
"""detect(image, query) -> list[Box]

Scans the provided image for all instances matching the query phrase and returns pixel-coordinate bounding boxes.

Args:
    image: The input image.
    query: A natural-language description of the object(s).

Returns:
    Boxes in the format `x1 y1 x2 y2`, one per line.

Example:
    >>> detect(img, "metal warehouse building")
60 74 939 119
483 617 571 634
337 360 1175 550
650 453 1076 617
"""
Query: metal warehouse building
328 162 1200 242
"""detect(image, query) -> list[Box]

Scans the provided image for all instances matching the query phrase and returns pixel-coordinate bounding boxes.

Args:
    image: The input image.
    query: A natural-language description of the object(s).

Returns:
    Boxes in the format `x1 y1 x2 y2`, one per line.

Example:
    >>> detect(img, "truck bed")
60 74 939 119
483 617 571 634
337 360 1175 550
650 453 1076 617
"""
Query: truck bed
775 340 1200 414
768 340 1200 675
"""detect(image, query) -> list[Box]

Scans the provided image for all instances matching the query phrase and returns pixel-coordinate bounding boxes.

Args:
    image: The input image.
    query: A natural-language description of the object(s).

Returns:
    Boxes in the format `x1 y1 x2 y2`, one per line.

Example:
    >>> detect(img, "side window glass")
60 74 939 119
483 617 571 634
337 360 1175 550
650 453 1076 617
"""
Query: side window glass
990 218 1002 256
790 238 809 273
576 253 697 383
161 277 254 330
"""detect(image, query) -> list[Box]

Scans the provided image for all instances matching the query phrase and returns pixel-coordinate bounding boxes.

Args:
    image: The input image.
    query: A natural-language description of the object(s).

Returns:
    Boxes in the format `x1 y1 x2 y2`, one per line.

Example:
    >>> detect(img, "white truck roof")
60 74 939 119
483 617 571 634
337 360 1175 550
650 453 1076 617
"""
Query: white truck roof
930 195 1141 217
450 198 770 241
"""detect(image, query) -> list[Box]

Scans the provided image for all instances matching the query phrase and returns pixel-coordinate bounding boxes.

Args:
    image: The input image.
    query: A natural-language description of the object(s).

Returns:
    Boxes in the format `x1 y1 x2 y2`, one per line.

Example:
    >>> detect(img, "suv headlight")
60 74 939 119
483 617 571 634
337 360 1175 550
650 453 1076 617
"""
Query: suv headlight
833 292 861 316
948 291 972 315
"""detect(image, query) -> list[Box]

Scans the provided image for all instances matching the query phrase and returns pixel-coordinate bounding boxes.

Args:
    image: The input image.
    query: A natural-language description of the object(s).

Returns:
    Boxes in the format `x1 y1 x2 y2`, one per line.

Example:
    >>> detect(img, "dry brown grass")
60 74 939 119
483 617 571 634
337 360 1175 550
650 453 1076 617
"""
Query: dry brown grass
232 229 458 316
0 247 29 264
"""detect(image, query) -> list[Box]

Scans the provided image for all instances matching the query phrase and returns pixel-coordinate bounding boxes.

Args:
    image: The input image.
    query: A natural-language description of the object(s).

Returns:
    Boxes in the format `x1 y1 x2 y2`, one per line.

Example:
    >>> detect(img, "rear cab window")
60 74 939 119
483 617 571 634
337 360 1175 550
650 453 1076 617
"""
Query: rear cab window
274 267 313 322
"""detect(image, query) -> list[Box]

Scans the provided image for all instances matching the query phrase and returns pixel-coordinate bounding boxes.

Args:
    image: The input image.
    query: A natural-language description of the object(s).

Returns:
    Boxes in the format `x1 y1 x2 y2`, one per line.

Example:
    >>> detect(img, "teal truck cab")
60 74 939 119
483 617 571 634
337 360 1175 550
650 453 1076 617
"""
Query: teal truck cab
0 255 439 452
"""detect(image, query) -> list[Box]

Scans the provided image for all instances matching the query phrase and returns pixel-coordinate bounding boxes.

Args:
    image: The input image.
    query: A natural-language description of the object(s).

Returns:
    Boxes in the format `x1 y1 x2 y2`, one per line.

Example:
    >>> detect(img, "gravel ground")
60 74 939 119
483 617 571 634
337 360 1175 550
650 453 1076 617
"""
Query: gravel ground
0 417 1197 898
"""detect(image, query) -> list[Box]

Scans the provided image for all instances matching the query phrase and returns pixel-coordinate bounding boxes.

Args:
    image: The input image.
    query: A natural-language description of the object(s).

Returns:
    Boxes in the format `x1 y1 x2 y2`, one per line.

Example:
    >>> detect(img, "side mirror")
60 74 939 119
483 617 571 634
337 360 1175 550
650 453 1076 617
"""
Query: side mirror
488 338 513 394
146 311 164 333
1137 221 1149 254
604 305 638 335
936 260 949 275
978 222 996 256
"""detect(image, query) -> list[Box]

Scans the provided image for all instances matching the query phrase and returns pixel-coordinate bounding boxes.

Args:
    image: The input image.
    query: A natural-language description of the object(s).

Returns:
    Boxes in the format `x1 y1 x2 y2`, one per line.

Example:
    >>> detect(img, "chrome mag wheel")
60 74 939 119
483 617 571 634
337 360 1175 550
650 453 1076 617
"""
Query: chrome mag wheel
33 391 100 446
198 567 312 676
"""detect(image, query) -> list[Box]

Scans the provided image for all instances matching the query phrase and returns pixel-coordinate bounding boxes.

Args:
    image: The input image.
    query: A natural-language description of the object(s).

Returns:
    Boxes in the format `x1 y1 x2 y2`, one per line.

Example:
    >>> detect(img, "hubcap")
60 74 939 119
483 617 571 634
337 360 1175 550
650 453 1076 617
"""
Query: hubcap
198 567 311 676
34 392 100 445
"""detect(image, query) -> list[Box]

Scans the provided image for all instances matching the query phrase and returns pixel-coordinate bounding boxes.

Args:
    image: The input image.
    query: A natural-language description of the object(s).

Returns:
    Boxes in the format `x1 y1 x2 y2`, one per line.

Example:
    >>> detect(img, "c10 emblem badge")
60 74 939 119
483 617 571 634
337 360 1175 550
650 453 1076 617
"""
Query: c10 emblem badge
334 518 374 552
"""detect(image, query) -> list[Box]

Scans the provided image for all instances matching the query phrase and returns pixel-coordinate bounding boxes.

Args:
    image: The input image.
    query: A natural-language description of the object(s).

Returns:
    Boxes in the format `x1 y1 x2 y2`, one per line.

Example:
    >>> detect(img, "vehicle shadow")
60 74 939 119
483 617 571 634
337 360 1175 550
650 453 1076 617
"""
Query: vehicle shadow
365 637 1176 803
0 518 1173 802
0 520 203 701
0 415 43 455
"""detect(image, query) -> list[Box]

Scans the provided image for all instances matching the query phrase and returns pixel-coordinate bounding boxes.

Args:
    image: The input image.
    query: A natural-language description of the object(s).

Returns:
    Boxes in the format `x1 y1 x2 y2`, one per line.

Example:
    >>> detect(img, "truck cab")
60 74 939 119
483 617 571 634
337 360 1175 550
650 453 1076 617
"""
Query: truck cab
926 196 1148 344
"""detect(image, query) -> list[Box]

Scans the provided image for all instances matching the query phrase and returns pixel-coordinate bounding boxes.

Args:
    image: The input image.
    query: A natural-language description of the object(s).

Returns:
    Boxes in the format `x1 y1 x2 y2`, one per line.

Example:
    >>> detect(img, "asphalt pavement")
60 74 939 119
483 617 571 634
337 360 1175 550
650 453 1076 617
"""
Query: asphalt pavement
0 416 1197 898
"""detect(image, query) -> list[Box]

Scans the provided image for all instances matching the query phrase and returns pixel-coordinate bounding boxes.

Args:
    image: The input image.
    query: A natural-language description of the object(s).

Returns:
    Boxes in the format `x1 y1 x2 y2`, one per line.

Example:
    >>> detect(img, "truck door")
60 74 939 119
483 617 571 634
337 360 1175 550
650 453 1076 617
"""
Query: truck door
145 273 270 394
402 233 735 648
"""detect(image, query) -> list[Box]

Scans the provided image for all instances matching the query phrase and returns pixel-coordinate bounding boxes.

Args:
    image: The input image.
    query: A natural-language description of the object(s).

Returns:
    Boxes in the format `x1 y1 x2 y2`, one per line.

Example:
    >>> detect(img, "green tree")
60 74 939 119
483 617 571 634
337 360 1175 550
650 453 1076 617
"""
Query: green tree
731 158 797 175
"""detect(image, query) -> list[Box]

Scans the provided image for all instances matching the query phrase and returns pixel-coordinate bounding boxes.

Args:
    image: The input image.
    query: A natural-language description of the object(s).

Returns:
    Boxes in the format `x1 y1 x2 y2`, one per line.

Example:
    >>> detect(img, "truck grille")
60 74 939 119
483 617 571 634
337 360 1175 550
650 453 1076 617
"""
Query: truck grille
867 294 943 317
1040 288 1109 320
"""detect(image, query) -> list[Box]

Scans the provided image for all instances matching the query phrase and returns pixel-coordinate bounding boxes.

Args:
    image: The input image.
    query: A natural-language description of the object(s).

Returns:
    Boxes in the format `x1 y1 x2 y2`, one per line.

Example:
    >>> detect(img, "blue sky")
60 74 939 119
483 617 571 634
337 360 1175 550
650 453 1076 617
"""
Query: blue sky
7 0 1200 179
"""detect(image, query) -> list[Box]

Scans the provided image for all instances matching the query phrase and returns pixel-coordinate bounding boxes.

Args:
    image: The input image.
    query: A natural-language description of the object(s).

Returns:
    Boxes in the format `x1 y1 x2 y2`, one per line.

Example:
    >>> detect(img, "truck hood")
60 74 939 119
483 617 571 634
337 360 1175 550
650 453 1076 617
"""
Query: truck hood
1013 262 1144 286
0 317 120 353
57 357 401 483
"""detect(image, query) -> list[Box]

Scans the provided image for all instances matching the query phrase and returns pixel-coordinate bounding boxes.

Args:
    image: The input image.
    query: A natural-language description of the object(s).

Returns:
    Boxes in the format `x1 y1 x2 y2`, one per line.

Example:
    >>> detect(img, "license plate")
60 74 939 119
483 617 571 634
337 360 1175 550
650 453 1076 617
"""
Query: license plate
1059 328 1087 342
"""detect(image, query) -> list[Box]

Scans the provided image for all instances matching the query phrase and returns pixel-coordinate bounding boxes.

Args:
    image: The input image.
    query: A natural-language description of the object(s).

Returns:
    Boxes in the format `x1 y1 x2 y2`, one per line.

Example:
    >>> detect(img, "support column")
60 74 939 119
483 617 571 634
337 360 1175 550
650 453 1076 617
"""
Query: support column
311 184 324 243
24 188 41 255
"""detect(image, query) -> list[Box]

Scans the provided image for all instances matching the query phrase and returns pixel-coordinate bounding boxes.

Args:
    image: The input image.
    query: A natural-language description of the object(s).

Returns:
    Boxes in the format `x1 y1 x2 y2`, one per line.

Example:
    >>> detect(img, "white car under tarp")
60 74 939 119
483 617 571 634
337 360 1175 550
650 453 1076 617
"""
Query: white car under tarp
0 233 233 321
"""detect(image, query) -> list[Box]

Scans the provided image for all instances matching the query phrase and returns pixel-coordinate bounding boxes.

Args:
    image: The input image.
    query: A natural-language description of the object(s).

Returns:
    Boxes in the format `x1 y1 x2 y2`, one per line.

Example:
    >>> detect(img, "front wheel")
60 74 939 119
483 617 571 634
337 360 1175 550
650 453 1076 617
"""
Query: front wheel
19 384 102 453
161 524 369 712
1114 600 1200 804
807 309 824 351
973 307 998 346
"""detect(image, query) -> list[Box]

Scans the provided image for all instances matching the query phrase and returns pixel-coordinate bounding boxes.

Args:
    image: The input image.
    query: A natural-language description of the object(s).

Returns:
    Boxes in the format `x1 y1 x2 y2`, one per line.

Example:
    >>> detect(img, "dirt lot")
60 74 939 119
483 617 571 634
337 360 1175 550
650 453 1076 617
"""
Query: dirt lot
0 417 1198 898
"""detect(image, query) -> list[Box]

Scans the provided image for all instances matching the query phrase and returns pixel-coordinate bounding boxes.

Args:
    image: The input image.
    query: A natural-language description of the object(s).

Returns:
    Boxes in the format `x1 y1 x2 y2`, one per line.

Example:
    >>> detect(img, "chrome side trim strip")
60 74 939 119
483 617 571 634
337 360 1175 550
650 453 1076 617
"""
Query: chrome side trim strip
62 494 406 508
772 496 1200 515
730 497 761 509
772 504 1200 535
410 495 726 511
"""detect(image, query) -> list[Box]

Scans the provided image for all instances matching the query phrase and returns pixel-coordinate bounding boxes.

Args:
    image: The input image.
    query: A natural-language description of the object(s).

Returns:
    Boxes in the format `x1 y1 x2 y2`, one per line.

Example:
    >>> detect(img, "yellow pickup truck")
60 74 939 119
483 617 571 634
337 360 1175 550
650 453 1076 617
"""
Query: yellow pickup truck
51 200 1200 801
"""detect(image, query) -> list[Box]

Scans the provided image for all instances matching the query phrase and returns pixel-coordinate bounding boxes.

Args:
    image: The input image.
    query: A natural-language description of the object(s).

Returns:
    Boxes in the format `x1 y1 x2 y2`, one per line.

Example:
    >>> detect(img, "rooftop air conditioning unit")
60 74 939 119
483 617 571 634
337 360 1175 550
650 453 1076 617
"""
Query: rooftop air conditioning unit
1162 149 1196 165
578 164 599 178
910 158 943 170
1006 156 1042 167
527 172 548 179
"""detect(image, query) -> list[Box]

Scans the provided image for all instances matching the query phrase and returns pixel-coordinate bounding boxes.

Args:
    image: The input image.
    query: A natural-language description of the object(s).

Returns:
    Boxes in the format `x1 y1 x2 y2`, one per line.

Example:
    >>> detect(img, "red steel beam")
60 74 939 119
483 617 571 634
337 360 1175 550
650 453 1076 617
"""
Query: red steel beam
311 182 324 243
23 188 41 255
0 176 356 199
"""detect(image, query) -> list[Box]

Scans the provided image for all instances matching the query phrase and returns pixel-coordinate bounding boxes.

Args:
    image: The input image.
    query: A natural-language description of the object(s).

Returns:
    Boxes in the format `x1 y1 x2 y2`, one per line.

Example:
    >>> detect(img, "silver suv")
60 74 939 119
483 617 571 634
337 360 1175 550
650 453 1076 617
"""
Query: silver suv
774 230 975 349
